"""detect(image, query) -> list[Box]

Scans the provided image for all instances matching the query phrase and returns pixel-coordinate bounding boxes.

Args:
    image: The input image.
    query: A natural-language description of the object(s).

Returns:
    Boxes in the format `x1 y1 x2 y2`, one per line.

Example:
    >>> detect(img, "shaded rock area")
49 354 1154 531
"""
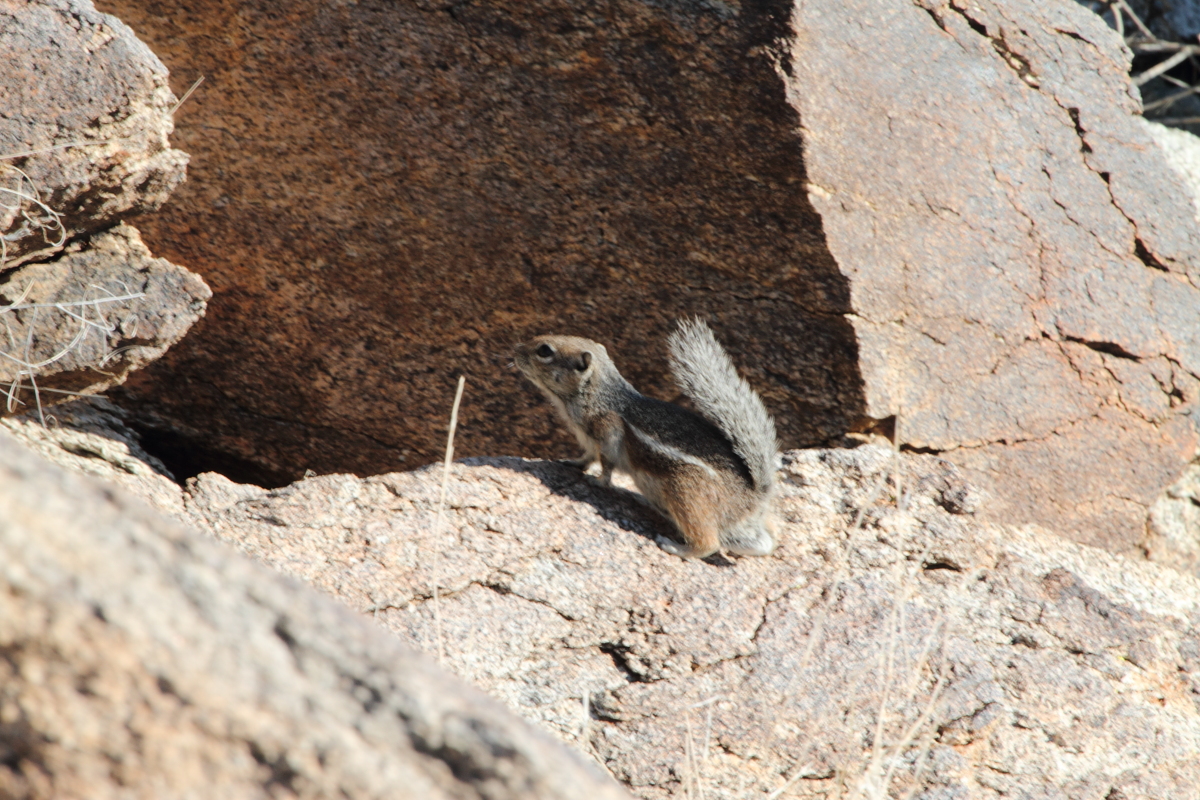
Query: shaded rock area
15 405 1199 799
95 0 1200 557
0 429 634 800
792 0 1200 551
1 0 209 415
95 0 861 484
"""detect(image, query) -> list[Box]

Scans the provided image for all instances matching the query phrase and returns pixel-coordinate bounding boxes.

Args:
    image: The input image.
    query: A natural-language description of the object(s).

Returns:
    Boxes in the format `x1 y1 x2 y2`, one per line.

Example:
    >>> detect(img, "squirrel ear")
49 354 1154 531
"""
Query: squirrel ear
574 351 592 372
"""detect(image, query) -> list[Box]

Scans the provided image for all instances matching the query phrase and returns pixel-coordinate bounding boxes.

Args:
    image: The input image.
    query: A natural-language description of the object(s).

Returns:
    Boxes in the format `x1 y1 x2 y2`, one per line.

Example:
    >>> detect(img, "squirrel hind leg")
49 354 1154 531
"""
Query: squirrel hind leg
656 490 722 560
721 512 777 557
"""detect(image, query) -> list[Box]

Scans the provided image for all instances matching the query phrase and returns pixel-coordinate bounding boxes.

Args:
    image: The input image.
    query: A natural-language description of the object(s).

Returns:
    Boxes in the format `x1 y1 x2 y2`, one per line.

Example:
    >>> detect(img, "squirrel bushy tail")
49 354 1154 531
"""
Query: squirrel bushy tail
667 318 779 493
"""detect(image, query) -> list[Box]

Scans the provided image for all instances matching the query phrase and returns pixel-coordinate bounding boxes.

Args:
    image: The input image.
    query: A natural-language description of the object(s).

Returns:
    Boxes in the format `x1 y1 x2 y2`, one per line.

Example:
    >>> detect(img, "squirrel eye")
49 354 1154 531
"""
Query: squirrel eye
535 343 554 359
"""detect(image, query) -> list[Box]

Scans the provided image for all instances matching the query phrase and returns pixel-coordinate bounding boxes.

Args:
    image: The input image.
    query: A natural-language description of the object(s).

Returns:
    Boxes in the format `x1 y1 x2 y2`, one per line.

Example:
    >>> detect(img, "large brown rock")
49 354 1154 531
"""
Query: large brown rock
97 0 1199 551
0 429 633 800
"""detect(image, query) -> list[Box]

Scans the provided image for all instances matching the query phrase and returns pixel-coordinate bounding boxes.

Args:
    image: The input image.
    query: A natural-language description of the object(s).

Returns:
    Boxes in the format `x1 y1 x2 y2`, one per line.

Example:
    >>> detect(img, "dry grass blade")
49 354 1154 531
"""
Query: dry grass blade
170 76 205 116
429 375 467 664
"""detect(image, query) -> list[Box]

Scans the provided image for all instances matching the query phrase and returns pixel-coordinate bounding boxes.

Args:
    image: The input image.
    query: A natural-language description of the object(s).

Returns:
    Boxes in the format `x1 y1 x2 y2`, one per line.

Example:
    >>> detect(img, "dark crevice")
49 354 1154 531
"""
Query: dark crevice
155 674 188 704
1054 28 1089 44
599 642 650 684
0 718 48 776
1133 237 1169 271
923 561 963 572
1063 336 1142 361
946 3 1038 86
273 617 302 660
923 6 947 32
900 443 944 455
125 419 293 488
1067 108 1093 153
248 741 302 793
850 414 895 441
957 7 987 37
1010 633 1039 649
343 674 384 714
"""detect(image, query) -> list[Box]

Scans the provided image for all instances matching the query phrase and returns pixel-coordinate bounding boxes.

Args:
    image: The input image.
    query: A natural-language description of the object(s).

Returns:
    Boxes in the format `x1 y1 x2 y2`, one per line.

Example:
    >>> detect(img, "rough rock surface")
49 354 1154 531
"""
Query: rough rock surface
1148 462 1200 576
145 445 1200 799
1146 120 1200 221
0 0 188 269
1 0 209 414
792 0 1200 551
1 396 184 515
0 225 211 416
8 402 1200 796
0 429 633 800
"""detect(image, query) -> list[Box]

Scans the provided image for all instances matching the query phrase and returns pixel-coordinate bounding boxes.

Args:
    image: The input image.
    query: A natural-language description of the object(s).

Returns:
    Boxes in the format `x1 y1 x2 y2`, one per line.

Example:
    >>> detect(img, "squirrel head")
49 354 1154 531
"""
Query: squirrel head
514 335 611 401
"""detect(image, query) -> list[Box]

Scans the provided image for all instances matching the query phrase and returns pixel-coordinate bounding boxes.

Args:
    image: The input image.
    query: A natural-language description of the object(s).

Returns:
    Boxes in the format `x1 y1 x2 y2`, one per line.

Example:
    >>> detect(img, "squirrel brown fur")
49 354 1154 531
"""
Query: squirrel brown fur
513 319 779 559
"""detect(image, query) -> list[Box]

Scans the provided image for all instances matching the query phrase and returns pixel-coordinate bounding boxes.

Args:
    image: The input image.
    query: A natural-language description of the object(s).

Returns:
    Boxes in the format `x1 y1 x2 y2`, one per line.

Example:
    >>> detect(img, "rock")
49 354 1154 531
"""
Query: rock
96 0 1200 557
1148 462 1200 575
1 0 209 415
165 445 1200 799
0 0 187 269
792 0 1200 552
1144 119 1200 221
1 395 185 516
0 225 211 417
0 429 634 800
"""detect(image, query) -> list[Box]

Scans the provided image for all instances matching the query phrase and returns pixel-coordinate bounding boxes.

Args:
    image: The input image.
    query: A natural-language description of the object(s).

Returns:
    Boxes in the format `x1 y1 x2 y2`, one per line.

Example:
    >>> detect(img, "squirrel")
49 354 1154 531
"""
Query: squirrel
513 319 779 559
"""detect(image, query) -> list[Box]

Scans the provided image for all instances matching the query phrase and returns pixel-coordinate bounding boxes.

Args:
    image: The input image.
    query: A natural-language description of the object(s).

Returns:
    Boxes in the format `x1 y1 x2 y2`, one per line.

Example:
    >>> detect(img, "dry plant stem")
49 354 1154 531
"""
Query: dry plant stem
1 281 145 421
765 763 817 800
1144 84 1200 112
1114 0 1154 40
1135 47 1198 86
170 75 205 116
429 375 466 665
0 139 119 162
684 712 697 800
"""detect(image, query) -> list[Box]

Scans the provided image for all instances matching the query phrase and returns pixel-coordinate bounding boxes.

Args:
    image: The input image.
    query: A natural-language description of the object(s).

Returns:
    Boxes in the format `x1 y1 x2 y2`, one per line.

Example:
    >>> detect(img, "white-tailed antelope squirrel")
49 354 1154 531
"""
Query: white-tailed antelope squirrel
514 319 779 559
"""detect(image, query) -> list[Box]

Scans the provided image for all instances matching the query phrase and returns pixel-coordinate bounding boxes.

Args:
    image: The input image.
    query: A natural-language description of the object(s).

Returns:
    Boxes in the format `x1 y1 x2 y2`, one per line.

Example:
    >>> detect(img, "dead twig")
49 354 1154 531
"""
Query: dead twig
1134 47 1199 87
429 374 466 665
